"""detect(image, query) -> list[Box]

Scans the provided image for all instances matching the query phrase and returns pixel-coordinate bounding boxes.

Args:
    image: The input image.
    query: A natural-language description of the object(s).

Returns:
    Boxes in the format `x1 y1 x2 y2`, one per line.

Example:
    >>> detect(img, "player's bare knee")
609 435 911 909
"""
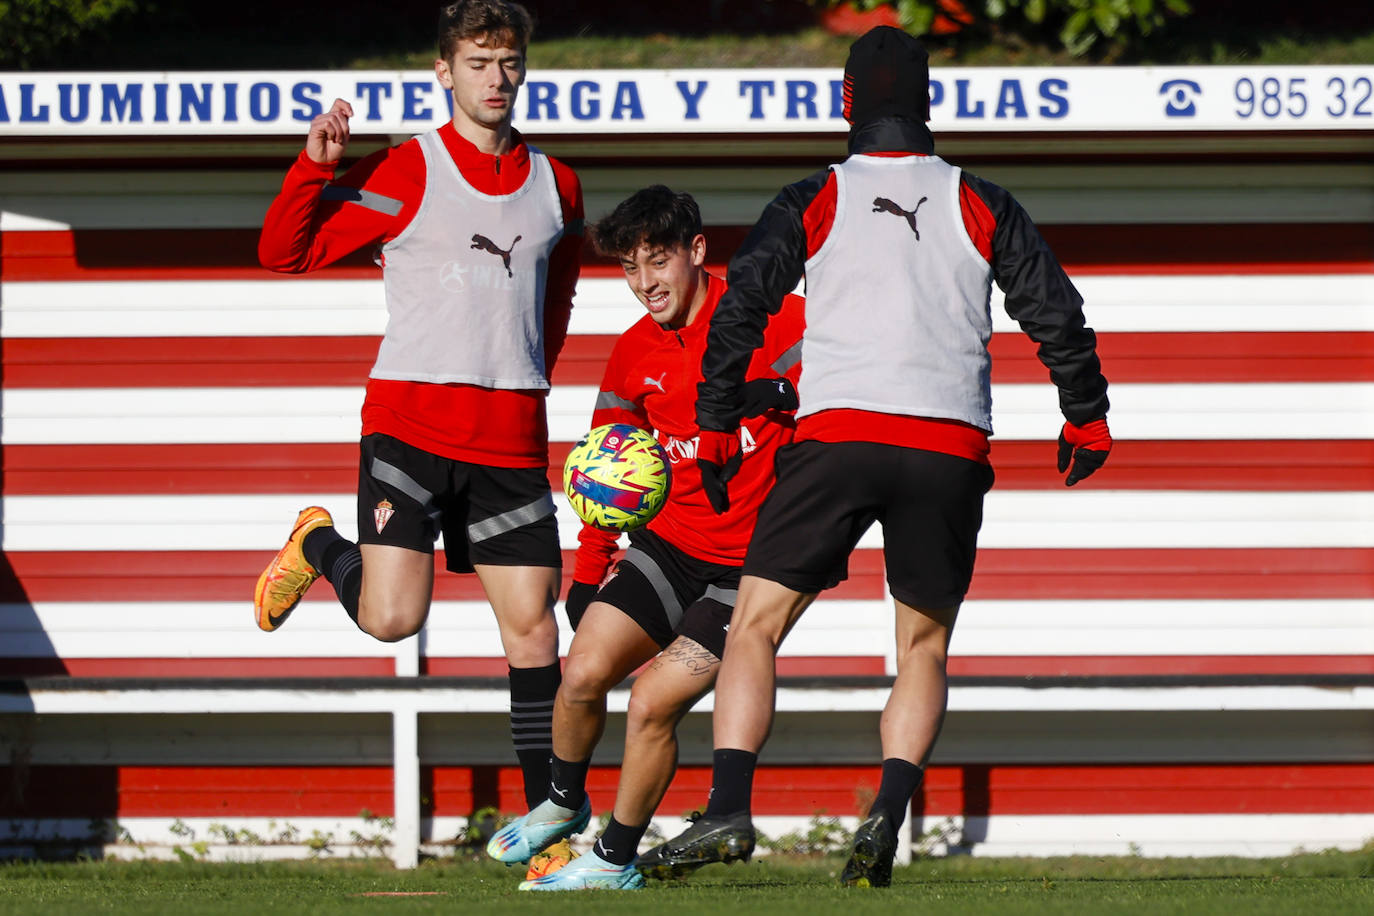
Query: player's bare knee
725 613 787 651
357 602 423 643
499 606 559 647
894 638 950 676
363 619 421 643
625 686 683 736
502 631 558 671
560 653 619 704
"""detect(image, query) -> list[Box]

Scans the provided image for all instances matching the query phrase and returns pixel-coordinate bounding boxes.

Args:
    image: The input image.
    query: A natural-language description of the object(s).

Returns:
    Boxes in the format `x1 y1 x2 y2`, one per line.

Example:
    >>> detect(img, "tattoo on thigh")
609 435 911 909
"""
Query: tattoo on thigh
650 637 720 678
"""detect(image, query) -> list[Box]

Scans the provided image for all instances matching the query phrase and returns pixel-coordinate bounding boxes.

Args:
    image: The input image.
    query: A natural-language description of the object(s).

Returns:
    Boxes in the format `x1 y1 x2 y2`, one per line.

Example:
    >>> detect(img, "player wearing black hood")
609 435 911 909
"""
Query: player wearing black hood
639 26 1112 887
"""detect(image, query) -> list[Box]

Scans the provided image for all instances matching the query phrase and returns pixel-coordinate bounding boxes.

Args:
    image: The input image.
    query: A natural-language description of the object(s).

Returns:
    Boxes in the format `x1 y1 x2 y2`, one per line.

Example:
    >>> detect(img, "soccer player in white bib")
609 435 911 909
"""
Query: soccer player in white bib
647 26 1113 887
254 1 582 815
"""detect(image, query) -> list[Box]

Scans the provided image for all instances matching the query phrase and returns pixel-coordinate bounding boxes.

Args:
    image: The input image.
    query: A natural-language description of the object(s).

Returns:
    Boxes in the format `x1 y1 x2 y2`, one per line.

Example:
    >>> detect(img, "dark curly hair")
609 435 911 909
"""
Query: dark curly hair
590 185 703 259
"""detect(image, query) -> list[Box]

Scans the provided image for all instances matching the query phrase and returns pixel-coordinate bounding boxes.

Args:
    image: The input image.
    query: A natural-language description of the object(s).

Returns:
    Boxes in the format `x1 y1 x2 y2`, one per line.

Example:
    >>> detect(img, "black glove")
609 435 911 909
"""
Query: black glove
699 451 742 514
1057 418 1113 487
740 377 799 417
697 429 741 514
564 581 598 631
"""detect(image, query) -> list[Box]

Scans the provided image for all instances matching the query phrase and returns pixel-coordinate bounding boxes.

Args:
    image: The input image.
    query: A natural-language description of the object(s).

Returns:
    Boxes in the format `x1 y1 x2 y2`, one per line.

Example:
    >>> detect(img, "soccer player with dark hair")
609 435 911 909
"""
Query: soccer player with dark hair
644 26 1112 887
486 185 808 891
254 0 582 813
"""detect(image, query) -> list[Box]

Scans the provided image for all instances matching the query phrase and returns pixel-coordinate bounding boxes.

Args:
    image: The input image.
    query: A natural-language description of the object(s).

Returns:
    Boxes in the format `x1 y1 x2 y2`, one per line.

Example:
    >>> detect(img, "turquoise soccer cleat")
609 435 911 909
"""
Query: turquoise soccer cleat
519 849 646 891
486 797 592 864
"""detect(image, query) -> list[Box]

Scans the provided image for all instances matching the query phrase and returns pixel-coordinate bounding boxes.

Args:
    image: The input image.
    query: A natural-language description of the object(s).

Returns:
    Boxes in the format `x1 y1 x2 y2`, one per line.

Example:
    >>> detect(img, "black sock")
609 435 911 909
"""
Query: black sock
509 662 560 809
594 817 647 867
870 757 924 829
302 526 362 625
548 754 590 811
704 748 757 817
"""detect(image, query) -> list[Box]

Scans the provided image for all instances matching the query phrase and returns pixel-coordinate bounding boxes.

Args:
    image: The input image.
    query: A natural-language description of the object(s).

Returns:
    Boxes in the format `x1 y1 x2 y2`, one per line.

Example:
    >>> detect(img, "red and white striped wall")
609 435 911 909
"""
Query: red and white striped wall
1 133 1371 861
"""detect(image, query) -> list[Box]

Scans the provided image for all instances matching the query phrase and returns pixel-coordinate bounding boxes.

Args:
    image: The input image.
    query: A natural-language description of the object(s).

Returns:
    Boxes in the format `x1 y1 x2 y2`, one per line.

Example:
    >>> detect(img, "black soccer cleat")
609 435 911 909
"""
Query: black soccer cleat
635 811 755 880
840 810 897 888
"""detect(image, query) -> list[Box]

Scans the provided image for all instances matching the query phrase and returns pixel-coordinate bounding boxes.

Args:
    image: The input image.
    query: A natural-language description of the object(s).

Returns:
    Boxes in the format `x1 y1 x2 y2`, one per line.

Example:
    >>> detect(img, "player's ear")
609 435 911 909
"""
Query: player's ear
435 57 454 90
689 233 707 267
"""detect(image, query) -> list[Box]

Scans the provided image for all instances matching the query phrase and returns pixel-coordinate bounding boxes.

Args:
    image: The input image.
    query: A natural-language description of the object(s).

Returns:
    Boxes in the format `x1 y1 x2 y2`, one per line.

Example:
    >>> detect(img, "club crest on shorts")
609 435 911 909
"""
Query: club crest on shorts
374 499 395 533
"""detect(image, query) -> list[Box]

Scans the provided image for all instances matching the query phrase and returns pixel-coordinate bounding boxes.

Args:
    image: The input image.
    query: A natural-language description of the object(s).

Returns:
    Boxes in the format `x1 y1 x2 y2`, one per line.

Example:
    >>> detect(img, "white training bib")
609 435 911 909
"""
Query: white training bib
373 130 565 388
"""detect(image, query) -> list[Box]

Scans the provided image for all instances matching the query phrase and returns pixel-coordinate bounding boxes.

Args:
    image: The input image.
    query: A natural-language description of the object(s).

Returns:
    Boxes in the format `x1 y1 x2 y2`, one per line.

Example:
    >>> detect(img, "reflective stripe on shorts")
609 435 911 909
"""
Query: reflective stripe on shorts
623 546 685 630
702 584 738 607
467 492 556 544
371 456 437 510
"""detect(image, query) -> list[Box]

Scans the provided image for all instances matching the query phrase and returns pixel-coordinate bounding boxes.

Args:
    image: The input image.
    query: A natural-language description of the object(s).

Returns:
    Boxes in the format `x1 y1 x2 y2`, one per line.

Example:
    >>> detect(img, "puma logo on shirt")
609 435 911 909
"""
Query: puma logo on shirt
470 232 522 277
872 196 929 240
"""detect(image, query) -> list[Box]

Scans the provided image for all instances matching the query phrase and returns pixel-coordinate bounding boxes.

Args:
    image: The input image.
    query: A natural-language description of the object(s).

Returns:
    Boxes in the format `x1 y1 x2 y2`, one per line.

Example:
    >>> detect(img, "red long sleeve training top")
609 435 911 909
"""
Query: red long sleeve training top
573 275 806 585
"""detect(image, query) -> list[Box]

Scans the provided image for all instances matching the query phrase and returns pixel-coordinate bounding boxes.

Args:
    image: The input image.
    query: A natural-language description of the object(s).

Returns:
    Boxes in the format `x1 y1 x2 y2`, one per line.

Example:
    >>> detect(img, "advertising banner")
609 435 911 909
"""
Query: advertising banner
1 66 1370 136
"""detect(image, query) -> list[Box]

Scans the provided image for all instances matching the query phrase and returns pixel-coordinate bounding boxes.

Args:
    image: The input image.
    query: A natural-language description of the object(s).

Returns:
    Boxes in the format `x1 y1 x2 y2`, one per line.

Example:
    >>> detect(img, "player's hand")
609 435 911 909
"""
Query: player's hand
564 581 598 631
740 377 799 417
698 429 742 514
306 98 353 164
1057 418 1112 486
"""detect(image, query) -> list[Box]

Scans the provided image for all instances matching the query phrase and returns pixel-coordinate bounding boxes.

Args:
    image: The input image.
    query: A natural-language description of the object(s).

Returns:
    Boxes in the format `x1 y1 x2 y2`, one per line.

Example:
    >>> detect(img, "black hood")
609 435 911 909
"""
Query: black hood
842 25 930 127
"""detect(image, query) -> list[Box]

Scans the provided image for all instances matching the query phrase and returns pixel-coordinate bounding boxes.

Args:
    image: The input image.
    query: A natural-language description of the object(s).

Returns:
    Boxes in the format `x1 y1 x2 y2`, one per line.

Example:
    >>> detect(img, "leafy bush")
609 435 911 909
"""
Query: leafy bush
0 0 142 69
814 0 1193 57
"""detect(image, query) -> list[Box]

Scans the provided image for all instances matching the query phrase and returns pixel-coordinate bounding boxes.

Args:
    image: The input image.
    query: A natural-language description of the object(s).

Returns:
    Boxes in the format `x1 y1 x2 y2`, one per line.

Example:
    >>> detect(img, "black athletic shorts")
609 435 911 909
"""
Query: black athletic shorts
743 440 995 609
593 527 736 658
356 433 561 574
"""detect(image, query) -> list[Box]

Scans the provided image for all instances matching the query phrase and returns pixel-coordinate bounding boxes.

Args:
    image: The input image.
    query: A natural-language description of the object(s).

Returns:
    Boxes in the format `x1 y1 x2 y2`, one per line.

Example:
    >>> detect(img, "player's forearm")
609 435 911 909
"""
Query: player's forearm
260 148 401 274
981 181 1109 422
699 193 807 431
572 526 619 584
258 151 340 273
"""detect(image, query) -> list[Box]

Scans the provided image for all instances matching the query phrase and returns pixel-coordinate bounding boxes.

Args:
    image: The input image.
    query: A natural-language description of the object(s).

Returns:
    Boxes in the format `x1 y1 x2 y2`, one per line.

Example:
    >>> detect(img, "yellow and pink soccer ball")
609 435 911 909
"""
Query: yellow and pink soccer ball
563 423 670 532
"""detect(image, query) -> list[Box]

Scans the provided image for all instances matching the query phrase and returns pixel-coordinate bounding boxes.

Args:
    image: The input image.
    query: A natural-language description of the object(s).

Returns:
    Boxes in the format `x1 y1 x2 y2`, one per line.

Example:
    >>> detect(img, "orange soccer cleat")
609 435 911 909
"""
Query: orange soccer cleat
253 506 333 632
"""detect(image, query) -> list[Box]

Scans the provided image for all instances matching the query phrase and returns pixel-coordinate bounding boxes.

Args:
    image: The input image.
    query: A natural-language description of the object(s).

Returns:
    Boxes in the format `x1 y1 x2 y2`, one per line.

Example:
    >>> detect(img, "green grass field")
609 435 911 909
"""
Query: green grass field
2 848 1370 916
